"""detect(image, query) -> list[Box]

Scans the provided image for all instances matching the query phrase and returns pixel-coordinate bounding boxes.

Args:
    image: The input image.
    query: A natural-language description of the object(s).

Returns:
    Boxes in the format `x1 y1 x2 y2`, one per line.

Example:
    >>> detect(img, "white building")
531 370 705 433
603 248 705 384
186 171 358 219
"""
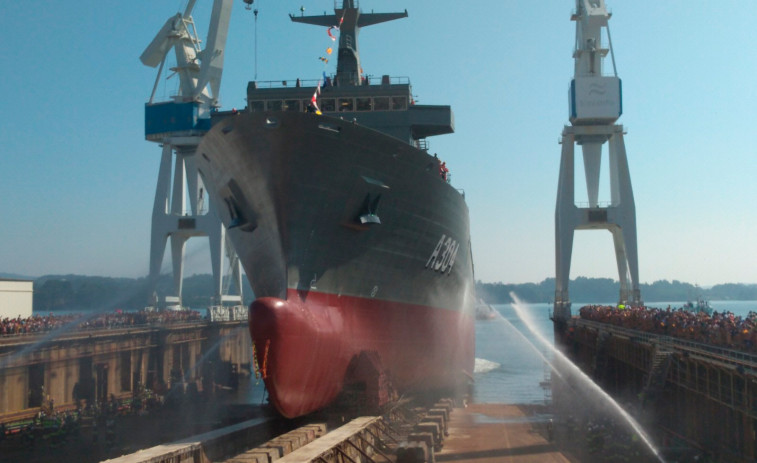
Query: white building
0 279 33 319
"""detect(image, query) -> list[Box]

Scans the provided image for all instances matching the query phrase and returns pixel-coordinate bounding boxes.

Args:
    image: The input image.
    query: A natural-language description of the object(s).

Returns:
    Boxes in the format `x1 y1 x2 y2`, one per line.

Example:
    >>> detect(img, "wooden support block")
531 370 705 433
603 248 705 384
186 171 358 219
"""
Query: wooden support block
287 427 316 445
250 446 280 460
300 422 327 438
396 441 433 463
428 408 449 423
408 432 434 450
264 436 295 455
415 422 441 449
436 399 454 411
276 433 304 451
423 414 447 437
226 453 271 463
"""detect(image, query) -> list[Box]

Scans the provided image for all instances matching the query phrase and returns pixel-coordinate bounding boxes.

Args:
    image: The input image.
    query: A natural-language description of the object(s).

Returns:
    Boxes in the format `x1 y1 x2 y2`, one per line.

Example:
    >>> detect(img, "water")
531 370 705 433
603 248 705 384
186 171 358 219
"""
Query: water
474 302 555 404
473 299 757 404
508 293 664 462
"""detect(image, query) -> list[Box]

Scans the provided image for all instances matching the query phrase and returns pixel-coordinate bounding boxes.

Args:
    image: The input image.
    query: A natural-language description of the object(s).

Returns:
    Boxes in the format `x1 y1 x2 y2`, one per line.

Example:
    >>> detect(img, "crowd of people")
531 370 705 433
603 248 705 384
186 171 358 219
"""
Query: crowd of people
0 309 203 336
579 304 757 352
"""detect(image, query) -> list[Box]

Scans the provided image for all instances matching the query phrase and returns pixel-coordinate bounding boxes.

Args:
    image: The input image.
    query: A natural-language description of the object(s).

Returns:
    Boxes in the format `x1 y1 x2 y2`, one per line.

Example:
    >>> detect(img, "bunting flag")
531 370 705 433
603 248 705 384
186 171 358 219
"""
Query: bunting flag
327 26 338 41
311 91 320 111
308 14 346 115
311 81 322 114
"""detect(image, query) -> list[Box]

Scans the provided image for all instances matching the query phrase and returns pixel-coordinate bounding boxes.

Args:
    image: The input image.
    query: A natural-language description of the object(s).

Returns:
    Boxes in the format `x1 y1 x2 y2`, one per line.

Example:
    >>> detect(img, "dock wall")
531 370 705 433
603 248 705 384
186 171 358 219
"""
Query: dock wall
0 321 251 422
562 319 757 462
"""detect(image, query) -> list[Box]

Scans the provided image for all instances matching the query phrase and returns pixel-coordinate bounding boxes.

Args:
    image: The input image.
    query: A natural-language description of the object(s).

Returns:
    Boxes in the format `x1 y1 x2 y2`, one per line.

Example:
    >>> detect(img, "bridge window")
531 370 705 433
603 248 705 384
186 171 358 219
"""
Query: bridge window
284 99 300 112
266 100 282 111
321 98 336 112
338 98 354 112
391 96 407 111
374 97 390 111
249 100 264 112
356 97 372 111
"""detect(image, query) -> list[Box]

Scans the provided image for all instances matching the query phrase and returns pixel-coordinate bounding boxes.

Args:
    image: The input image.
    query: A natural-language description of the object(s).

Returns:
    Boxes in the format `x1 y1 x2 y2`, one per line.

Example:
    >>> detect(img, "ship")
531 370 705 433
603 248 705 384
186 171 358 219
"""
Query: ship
196 1 476 418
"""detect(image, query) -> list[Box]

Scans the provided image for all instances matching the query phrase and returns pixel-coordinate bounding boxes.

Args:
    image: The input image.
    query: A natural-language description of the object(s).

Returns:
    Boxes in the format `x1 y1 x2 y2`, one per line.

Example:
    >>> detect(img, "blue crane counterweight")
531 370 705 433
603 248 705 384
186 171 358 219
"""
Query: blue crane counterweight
144 102 210 140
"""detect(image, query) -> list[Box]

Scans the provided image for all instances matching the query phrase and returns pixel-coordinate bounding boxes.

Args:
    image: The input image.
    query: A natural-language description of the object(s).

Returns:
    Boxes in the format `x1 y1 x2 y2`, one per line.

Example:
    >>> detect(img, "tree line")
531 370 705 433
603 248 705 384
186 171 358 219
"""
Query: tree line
475 277 757 304
31 274 253 312
24 274 757 312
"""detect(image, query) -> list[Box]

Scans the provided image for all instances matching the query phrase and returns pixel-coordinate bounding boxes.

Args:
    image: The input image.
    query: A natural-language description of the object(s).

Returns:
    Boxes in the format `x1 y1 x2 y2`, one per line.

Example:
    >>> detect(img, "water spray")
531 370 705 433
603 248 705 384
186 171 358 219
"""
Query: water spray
509 292 666 463
487 311 568 384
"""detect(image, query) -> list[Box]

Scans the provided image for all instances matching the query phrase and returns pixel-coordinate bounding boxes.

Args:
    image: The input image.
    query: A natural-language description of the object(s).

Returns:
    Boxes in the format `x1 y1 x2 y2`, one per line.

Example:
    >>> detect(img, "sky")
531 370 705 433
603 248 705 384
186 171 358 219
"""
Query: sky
1 1 756 287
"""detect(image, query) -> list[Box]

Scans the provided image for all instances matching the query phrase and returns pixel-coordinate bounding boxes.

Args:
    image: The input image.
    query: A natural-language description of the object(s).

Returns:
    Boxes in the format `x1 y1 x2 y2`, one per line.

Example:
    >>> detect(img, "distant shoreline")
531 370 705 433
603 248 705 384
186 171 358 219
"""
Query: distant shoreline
6 273 756 312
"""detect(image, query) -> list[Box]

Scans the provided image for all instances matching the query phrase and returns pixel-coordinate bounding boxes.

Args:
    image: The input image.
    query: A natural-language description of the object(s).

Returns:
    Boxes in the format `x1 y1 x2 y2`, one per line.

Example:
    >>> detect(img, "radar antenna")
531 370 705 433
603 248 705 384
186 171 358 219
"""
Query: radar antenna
290 0 407 86
554 0 642 323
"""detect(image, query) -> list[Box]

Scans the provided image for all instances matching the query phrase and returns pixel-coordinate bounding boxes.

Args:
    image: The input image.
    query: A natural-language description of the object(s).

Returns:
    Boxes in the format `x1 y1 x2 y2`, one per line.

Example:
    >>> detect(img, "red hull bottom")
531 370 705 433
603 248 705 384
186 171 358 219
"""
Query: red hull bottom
250 290 475 418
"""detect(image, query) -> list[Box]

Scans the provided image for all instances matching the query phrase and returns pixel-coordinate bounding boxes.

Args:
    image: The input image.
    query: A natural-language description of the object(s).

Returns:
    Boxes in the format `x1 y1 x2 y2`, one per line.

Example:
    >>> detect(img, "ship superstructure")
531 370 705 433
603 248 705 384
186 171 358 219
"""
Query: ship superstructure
244 0 453 149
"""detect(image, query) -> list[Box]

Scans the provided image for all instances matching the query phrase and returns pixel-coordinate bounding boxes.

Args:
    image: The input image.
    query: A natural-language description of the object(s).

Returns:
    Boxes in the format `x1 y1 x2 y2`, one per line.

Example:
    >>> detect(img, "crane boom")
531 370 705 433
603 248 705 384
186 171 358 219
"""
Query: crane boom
141 0 233 110
195 0 232 104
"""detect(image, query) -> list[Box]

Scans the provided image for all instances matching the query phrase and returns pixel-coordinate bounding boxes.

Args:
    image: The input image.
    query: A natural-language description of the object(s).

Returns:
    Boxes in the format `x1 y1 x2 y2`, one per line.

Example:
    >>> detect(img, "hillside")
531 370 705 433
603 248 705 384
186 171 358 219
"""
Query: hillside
31 274 253 312
475 277 757 304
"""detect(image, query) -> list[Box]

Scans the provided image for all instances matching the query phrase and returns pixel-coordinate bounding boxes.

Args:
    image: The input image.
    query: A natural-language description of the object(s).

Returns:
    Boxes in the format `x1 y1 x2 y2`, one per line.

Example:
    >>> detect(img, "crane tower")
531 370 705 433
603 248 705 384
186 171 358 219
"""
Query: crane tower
140 0 243 311
554 0 642 323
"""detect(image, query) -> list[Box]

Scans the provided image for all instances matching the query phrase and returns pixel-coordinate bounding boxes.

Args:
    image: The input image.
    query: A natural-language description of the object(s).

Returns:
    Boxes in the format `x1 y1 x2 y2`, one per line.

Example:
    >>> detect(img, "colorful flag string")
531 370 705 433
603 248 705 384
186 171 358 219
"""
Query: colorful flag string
309 9 347 114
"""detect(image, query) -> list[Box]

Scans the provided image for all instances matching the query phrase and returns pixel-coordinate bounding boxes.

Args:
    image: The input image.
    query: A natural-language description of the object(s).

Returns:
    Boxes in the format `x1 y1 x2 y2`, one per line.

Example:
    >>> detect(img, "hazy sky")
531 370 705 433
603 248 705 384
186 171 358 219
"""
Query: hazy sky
1 1 755 286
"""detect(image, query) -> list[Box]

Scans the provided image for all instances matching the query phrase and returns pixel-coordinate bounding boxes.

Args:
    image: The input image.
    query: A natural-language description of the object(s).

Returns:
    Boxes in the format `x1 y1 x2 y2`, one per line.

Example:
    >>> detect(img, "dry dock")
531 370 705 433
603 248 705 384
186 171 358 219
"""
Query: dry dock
97 400 577 463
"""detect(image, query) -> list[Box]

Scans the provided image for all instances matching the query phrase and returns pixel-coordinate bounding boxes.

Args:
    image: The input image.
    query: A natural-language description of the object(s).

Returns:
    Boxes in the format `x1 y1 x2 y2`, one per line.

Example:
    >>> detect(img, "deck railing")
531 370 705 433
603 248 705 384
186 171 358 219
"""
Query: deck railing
250 76 410 90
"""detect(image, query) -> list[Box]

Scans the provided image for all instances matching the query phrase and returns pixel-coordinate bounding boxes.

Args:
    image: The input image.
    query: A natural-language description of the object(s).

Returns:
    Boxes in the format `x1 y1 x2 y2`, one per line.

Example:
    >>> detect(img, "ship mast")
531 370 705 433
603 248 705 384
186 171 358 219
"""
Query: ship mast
290 1 407 86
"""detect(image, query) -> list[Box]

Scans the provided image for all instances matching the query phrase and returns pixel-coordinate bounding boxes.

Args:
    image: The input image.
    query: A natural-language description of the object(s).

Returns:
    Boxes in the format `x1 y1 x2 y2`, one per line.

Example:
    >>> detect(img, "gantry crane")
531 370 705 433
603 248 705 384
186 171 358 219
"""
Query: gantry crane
554 0 642 324
140 0 243 311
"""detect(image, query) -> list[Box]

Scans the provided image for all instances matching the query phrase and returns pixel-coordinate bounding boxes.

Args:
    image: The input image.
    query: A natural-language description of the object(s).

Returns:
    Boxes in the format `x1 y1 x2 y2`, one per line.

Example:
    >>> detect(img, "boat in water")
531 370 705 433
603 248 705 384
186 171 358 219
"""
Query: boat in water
683 296 713 315
197 1 475 418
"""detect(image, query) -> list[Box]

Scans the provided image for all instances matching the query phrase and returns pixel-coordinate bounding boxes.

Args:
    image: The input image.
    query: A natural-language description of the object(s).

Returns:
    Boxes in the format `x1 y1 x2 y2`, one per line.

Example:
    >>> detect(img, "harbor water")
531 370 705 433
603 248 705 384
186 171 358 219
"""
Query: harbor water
472 300 757 405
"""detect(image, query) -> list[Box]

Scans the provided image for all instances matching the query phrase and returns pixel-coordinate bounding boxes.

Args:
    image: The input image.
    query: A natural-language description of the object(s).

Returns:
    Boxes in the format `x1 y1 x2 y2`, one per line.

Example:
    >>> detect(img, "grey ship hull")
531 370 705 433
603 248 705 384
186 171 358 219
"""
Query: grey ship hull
197 111 475 417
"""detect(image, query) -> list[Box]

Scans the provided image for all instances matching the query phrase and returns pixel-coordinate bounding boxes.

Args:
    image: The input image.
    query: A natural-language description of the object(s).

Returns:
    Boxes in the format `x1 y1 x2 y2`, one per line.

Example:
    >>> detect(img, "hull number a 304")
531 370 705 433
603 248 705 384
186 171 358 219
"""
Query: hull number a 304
425 234 459 274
